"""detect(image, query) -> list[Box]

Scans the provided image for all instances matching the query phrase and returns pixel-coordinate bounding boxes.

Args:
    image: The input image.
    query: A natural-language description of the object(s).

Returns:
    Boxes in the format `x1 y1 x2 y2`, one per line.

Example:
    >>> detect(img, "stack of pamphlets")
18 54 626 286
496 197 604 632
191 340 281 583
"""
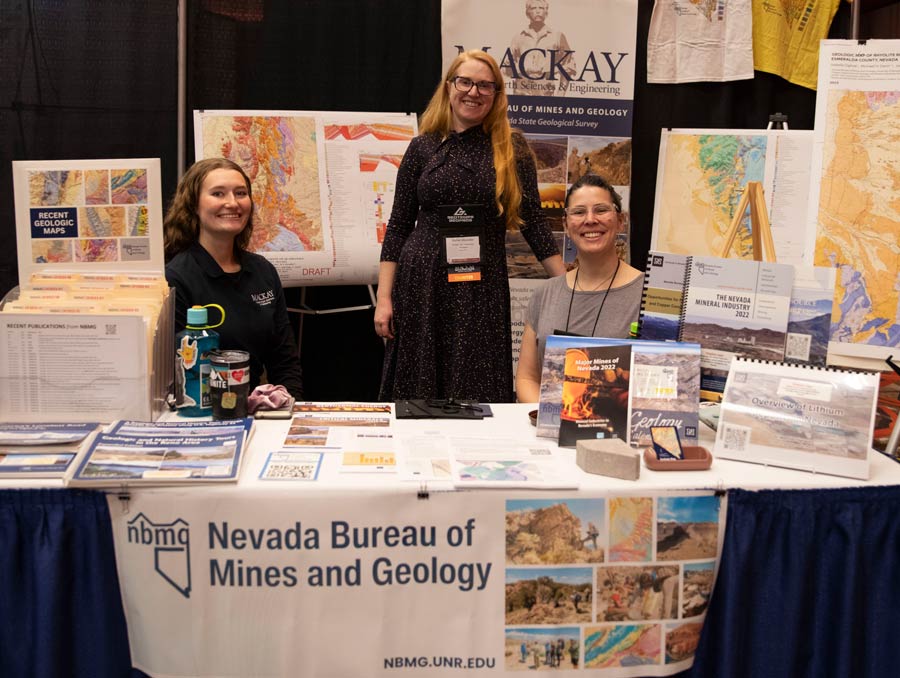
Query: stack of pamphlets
70 418 253 486
0 422 100 481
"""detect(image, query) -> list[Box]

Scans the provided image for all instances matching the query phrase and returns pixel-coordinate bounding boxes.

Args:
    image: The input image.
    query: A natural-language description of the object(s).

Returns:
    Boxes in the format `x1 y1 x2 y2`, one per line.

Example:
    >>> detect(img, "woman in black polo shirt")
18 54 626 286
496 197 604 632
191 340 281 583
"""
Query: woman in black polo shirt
164 158 303 398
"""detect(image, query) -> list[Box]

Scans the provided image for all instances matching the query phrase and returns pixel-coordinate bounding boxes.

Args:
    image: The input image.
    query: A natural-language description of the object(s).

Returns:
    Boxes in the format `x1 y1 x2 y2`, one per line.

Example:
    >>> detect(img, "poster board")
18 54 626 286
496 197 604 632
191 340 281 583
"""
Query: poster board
194 110 417 287
12 158 165 279
804 40 900 365
651 129 813 267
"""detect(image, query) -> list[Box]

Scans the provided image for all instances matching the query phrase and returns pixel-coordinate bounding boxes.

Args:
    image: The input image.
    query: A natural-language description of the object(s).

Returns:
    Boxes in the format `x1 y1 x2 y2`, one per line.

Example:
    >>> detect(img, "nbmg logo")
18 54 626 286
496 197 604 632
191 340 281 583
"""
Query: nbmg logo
127 512 192 598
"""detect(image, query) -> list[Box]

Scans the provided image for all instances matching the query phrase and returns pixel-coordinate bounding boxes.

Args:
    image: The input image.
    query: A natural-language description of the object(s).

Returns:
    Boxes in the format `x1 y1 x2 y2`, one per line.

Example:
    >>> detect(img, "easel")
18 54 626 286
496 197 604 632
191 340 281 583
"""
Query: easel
717 113 787 262
718 181 777 262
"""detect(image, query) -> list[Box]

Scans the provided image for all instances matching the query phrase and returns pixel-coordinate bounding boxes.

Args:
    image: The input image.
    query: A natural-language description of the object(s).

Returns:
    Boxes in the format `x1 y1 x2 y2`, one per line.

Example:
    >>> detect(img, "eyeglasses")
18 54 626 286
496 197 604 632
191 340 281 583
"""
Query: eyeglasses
450 76 499 96
565 204 619 220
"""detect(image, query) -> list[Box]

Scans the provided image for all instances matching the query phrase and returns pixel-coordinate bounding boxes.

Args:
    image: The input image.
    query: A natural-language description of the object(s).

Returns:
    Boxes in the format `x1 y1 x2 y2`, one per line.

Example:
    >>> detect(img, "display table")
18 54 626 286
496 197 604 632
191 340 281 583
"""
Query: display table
3 404 900 678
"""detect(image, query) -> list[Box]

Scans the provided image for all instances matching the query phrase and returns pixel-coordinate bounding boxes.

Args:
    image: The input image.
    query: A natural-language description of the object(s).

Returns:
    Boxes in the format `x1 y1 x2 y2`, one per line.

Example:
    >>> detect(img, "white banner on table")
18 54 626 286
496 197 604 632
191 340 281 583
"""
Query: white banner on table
194 110 416 287
111 489 724 677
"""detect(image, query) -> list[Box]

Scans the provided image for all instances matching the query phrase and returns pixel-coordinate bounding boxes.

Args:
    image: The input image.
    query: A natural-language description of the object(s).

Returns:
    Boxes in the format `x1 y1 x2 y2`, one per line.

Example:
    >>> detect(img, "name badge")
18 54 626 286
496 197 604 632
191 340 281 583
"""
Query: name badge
438 204 484 283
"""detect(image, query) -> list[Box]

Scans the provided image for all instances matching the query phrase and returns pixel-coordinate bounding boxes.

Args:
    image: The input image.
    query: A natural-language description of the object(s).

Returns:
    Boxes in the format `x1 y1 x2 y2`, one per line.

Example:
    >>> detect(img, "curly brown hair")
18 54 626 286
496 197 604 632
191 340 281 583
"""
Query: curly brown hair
163 158 255 259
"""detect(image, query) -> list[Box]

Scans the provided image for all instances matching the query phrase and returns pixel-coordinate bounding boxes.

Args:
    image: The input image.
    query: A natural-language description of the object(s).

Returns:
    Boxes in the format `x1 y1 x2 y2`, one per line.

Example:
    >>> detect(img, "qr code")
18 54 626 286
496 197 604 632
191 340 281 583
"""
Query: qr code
721 424 750 452
785 332 811 361
105 324 117 335
266 463 315 479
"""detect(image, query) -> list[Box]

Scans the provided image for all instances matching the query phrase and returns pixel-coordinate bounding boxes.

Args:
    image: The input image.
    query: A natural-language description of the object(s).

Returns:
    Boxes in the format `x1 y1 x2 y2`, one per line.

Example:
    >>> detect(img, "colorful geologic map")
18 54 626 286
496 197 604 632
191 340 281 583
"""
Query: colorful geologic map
200 115 323 253
654 133 766 257
17 162 158 267
608 496 653 562
814 90 900 350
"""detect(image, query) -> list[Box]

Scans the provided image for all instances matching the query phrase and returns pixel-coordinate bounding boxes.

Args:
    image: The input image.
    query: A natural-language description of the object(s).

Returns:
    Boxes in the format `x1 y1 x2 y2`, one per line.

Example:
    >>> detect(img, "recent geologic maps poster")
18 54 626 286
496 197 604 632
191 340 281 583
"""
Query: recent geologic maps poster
194 110 417 286
806 41 900 363
12 158 165 279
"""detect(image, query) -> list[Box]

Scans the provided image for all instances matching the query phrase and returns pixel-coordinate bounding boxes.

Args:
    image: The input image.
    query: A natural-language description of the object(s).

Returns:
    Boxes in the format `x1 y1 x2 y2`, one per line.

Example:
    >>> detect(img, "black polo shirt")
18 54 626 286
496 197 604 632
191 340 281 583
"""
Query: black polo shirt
165 242 303 398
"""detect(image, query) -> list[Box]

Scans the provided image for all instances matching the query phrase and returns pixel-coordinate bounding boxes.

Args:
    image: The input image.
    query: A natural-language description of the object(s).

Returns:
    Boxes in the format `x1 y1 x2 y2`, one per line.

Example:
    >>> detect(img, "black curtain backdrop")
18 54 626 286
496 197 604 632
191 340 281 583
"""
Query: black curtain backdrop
1 1 178 296
0 0 868 401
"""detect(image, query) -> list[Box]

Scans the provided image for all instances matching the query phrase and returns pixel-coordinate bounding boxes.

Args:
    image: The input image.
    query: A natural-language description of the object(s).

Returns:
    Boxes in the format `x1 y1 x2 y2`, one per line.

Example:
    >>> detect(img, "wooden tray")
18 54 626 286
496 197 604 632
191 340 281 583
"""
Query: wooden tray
643 446 712 471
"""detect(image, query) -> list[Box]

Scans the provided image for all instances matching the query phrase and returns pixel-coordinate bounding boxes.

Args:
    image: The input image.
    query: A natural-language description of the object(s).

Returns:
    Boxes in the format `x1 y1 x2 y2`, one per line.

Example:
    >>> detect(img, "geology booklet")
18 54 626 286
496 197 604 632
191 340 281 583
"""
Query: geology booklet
70 418 252 485
679 255 793 400
449 437 575 489
784 265 836 367
715 358 878 480
637 251 689 341
558 344 632 448
538 336 701 445
0 422 99 481
628 341 701 448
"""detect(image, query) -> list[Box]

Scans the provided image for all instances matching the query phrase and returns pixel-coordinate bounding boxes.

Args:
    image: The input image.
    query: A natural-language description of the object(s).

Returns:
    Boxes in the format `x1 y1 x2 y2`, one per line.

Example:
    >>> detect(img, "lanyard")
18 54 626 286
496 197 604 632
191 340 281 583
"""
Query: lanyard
563 259 620 337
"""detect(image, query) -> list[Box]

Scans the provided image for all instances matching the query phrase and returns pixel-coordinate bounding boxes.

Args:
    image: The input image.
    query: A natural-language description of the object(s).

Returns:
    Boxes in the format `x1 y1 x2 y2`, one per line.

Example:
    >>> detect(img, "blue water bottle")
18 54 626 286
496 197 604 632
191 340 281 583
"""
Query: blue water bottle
174 304 223 417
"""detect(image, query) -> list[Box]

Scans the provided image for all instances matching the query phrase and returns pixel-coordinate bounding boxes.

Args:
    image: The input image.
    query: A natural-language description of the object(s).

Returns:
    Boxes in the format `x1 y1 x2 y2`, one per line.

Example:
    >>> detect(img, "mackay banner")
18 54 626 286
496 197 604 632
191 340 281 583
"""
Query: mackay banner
110 488 724 677
441 0 637 138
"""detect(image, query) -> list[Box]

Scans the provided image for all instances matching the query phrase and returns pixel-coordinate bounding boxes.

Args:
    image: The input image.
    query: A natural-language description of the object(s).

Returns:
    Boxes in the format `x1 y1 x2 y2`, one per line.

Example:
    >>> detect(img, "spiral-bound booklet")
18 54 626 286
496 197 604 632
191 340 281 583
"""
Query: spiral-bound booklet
639 253 794 399
637 252 690 341
681 256 794 398
715 357 878 480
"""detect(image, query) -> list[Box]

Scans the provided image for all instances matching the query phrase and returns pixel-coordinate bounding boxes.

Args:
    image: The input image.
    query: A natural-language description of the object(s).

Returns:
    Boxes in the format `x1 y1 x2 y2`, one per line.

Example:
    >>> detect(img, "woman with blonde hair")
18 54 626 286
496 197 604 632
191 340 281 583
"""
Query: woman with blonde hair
375 50 565 402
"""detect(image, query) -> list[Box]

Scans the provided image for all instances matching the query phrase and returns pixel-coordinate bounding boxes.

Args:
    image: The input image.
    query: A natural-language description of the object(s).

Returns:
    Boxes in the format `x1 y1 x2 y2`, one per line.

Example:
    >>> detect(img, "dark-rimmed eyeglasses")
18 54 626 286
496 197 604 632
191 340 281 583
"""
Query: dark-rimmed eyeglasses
450 76 499 96
565 204 619 221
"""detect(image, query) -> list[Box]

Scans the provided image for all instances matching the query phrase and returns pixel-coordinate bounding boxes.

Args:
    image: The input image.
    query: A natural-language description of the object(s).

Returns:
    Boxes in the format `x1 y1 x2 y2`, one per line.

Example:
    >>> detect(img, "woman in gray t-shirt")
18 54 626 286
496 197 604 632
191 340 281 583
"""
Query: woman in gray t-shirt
515 175 643 402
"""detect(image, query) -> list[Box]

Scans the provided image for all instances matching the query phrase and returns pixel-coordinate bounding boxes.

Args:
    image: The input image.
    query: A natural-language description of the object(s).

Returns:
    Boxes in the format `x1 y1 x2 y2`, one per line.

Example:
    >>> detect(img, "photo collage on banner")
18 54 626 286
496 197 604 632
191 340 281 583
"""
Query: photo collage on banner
195 111 417 286
442 0 638 368
504 493 722 673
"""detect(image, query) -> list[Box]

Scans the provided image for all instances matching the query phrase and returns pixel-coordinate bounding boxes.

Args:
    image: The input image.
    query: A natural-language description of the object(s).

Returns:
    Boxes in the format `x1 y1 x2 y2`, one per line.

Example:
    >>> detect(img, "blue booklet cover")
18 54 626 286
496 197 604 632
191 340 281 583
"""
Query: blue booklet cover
72 419 252 485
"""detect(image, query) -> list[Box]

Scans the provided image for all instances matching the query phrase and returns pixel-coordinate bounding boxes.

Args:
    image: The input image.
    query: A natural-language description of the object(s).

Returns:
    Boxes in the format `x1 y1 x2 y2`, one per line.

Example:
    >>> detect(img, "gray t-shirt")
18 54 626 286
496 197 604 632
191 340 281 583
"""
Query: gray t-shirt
526 272 644 366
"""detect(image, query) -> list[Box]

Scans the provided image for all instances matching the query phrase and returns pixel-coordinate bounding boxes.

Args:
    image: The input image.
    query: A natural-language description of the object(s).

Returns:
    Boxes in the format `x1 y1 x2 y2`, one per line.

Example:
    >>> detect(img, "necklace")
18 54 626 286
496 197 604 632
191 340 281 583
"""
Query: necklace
563 258 620 337
575 265 618 291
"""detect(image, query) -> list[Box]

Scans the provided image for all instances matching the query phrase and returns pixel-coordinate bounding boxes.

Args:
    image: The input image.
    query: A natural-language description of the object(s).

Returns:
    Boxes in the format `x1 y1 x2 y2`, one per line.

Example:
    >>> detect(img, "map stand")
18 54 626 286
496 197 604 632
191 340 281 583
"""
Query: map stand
766 112 789 130
287 284 379 356
718 181 777 262
289 285 376 317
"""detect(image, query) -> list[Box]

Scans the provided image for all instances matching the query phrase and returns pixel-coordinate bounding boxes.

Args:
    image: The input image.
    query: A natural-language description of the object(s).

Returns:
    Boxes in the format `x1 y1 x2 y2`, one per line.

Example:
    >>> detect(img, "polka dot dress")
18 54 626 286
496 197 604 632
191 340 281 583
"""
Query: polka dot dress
379 127 558 403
